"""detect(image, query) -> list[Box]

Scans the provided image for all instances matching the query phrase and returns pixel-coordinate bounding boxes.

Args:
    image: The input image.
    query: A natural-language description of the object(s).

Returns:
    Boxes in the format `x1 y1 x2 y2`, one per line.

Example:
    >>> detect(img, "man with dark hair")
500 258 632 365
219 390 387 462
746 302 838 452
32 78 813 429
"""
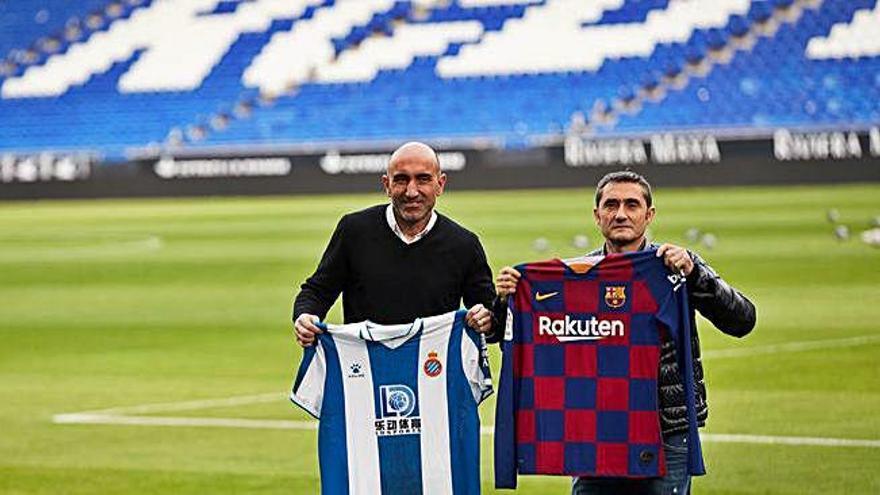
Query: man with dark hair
495 171 756 494
293 141 496 344
593 170 654 210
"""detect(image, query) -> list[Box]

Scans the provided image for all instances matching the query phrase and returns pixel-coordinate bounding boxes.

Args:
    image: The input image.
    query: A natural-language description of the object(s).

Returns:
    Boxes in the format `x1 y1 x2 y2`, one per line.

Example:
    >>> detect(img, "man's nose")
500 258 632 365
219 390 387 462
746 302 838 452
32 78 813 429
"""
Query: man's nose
613 205 627 219
405 181 420 197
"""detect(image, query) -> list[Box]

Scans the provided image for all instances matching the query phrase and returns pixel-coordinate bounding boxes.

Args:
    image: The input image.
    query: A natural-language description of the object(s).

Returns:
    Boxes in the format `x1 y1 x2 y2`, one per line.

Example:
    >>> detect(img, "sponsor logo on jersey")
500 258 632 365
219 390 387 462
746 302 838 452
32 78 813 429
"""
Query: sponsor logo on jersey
376 384 421 436
604 285 627 308
423 351 443 377
380 384 416 417
347 361 365 378
535 291 559 302
537 315 625 342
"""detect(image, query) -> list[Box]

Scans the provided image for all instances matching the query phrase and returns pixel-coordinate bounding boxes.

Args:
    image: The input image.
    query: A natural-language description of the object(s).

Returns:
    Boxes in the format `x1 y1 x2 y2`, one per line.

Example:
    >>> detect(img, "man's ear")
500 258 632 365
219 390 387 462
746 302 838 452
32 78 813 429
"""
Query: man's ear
645 205 656 224
381 174 391 197
436 172 447 195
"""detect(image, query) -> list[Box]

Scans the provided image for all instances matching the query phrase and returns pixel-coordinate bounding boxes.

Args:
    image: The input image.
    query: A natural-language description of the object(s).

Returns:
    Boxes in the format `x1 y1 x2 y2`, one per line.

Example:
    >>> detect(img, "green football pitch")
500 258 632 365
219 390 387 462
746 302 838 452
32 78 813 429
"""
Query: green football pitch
1 183 878 494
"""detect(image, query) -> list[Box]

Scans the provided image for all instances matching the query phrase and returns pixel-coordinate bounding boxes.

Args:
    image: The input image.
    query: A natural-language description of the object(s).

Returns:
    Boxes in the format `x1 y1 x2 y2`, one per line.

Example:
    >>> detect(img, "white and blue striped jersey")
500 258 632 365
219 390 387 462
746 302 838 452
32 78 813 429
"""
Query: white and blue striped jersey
291 309 493 495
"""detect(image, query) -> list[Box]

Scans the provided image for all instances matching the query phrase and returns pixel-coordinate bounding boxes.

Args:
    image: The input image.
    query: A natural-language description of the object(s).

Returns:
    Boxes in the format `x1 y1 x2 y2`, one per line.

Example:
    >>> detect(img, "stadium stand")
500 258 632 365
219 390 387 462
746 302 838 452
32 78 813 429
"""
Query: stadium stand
0 1 151 80
610 0 880 133
0 0 877 159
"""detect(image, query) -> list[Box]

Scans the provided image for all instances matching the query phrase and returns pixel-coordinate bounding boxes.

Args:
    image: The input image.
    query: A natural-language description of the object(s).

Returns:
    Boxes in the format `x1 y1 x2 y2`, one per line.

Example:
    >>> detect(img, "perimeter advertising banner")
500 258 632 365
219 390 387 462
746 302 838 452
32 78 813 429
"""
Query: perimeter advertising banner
1 129 878 199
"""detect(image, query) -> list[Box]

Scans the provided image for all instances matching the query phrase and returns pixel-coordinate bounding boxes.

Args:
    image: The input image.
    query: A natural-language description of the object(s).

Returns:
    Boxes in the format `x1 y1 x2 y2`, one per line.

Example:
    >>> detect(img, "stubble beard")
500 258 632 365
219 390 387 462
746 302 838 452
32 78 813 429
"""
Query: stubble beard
604 224 646 251
394 198 431 229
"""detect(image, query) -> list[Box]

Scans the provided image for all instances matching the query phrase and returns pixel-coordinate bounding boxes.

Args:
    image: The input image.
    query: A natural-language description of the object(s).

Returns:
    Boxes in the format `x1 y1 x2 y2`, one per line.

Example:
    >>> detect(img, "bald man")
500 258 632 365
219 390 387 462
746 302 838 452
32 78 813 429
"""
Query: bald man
293 142 496 345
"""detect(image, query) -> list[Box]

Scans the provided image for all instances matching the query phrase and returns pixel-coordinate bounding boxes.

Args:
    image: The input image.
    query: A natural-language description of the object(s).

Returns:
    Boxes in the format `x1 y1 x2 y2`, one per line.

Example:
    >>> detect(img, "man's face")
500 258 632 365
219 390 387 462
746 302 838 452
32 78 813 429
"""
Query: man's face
382 155 446 226
593 181 655 247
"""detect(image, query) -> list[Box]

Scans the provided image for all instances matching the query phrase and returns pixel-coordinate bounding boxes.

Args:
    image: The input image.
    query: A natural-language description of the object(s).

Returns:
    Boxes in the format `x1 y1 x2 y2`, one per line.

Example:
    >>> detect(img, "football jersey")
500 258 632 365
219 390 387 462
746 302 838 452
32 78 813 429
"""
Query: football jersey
494 250 705 488
291 309 493 495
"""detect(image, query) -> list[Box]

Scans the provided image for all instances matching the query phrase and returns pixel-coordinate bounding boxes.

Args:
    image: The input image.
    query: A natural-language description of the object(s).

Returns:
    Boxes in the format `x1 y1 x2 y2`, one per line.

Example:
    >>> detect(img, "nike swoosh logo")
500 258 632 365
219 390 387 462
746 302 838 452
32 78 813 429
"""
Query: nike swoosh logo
535 291 559 302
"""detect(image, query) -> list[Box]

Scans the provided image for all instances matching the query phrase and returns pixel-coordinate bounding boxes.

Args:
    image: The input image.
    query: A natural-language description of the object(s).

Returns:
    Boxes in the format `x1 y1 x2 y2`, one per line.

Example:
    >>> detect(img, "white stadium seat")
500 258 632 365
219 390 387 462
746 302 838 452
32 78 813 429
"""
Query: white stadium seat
317 22 483 83
807 3 880 59
3 0 320 97
243 0 396 94
436 0 751 76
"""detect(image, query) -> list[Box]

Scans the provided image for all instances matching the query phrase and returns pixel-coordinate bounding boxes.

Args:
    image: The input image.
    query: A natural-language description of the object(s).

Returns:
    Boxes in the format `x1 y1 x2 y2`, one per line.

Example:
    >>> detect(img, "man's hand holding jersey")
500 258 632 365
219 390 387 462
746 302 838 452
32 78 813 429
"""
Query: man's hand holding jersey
495 266 522 299
465 303 493 333
294 313 322 347
656 243 695 276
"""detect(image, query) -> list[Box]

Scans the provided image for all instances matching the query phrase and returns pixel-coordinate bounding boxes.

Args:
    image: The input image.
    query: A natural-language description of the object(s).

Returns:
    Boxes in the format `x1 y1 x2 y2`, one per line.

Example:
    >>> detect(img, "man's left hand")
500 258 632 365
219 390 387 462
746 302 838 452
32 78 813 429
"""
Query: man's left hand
465 304 492 333
656 243 694 276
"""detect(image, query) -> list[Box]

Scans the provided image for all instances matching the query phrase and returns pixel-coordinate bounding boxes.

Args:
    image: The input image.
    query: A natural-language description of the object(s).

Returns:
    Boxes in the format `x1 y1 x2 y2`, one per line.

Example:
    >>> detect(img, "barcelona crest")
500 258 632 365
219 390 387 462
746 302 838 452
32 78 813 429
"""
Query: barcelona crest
423 351 443 377
604 285 627 308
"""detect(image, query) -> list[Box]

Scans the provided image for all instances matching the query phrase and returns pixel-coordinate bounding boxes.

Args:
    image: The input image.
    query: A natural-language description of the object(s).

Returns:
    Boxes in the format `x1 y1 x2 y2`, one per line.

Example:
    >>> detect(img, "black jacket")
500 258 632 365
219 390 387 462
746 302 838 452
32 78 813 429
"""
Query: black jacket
651 245 755 434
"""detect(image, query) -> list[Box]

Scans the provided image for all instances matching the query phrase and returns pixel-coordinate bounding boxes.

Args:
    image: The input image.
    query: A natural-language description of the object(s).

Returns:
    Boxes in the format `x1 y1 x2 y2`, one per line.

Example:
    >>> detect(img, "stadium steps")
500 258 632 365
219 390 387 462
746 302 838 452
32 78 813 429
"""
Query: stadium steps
606 0 880 134
149 1 341 148
173 0 551 150
0 0 153 83
171 0 410 148
572 0 832 135
175 0 531 148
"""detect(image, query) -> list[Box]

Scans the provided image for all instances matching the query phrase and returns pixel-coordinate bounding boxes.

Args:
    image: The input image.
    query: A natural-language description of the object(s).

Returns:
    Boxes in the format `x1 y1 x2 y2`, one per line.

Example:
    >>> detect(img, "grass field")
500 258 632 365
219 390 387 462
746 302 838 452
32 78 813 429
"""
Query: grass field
1 183 878 494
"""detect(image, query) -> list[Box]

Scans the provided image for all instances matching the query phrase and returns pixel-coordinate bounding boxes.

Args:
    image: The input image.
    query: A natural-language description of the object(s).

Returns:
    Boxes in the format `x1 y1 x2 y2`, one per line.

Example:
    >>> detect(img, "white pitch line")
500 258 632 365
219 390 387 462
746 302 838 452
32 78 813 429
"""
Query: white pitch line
52 414 880 448
703 335 880 360
60 393 285 416
53 413 315 430
701 433 880 449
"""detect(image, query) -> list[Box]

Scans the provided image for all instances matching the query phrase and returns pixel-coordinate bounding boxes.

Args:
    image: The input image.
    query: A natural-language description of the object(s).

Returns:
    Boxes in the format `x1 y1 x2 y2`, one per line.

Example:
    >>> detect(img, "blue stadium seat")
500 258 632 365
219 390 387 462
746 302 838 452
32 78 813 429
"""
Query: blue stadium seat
0 0 877 156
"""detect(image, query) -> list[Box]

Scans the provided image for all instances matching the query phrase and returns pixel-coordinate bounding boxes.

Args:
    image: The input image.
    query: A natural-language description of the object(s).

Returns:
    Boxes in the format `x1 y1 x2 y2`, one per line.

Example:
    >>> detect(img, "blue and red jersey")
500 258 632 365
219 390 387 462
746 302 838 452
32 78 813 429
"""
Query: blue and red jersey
494 249 705 488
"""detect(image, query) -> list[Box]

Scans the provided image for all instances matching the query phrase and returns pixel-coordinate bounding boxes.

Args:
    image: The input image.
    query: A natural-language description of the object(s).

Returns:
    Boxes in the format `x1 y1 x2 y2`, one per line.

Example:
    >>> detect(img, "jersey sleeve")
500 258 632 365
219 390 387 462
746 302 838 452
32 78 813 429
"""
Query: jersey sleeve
461 326 494 405
289 339 327 419
677 289 707 476
657 281 707 477
494 307 519 489
655 271 687 350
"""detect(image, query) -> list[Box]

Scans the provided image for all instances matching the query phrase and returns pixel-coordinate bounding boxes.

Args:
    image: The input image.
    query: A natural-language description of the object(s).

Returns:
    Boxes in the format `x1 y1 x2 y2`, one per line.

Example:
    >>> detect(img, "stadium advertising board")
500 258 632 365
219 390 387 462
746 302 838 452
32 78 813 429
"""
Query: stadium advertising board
773 129 875 162
563 134 722 167
0 153 94 184
563 129 880 168
318 151 466 175
0 131 878 199
152 156 292 179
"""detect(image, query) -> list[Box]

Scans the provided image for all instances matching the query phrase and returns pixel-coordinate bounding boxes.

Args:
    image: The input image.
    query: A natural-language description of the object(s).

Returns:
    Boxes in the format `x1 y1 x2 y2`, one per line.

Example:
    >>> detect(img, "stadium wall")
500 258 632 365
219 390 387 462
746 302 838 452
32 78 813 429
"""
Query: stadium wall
1 129 879 200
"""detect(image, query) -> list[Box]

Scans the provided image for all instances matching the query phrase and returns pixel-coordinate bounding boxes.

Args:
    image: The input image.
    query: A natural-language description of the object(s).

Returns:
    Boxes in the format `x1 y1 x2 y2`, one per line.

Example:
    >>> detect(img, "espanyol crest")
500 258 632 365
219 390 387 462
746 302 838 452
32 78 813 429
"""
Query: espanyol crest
604 285 627 308
423 351 443 377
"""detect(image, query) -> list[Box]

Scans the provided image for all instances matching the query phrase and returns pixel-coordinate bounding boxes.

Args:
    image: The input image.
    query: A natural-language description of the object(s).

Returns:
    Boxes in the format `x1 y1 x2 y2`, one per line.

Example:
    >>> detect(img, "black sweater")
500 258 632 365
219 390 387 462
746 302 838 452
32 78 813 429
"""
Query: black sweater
293 205 496 325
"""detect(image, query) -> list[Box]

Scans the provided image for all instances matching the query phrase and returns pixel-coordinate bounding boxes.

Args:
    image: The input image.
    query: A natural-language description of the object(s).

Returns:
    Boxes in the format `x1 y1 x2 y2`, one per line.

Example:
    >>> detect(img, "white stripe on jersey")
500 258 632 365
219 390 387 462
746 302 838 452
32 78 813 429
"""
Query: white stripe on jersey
418 312 454 495
290 343 326 417
336 338 382 494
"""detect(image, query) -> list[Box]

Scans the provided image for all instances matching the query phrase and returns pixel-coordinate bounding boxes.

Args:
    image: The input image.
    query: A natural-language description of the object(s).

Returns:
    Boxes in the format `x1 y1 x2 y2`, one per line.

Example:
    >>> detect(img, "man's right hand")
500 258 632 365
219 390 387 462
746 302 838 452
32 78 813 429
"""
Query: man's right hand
294 313 322 347
495 266 522 298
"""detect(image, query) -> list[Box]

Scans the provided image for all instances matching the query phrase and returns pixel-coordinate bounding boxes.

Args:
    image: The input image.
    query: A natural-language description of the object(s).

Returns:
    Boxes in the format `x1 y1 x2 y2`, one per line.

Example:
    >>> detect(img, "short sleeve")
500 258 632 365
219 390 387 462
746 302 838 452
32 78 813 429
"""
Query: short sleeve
290 342 327 418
